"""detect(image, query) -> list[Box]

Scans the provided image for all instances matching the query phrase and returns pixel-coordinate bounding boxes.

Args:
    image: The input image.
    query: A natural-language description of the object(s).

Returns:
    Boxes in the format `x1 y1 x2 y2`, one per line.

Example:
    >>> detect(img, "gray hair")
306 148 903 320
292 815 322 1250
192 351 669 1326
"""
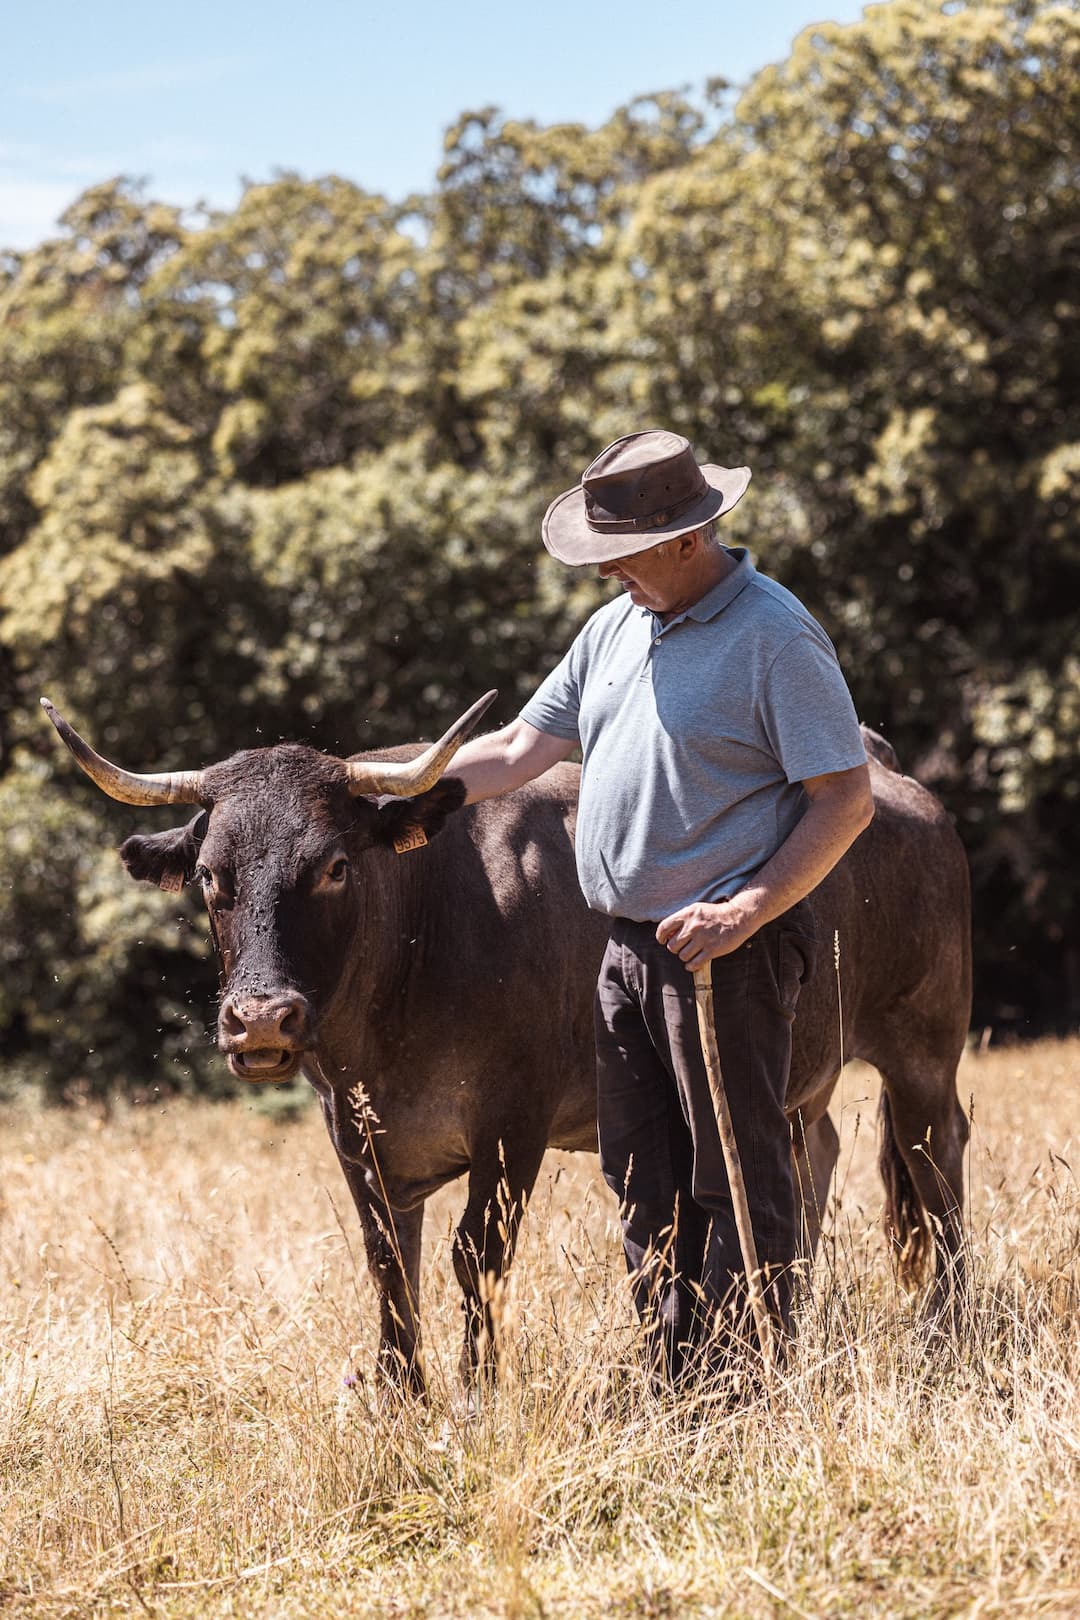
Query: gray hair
655 517 720 558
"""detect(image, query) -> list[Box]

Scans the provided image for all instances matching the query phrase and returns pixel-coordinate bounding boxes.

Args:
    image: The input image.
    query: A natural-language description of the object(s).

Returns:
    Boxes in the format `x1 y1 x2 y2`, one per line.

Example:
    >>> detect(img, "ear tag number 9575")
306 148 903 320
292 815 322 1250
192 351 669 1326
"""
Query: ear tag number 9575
393 826 429 856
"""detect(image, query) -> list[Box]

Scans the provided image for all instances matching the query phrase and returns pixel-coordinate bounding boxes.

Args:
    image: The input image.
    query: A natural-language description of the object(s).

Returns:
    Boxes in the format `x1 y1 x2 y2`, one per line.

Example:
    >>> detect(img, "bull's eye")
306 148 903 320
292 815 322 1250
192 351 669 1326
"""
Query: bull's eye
328 856 350 884
195 865 233 907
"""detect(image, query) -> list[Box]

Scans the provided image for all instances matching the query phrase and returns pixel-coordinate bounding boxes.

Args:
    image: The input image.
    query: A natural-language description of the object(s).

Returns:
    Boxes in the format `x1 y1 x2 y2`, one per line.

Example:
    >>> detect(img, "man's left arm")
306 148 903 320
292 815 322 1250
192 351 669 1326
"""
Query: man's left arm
656 764 874 970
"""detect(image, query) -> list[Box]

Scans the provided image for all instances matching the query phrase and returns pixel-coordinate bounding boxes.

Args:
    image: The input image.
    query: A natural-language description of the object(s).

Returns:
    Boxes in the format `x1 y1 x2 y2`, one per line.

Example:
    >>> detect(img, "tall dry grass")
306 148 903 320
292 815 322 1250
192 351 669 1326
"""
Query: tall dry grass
1 1039 1078 1618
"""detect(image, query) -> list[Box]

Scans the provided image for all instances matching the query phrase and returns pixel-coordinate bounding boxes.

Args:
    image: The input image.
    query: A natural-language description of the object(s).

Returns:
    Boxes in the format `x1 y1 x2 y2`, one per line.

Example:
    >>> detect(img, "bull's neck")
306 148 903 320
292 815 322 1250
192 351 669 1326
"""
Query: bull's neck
314 840 441 1078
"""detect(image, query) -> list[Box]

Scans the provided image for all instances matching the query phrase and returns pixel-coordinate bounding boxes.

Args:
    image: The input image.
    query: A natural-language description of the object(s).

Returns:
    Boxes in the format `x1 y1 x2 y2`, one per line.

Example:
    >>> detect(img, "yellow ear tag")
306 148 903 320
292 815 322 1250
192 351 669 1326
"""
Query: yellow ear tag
392 825 429 856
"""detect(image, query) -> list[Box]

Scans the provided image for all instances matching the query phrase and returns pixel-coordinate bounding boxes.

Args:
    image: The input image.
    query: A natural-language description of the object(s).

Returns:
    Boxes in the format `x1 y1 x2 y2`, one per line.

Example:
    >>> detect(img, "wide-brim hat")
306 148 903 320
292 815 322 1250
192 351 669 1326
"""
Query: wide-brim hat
542 429 752 566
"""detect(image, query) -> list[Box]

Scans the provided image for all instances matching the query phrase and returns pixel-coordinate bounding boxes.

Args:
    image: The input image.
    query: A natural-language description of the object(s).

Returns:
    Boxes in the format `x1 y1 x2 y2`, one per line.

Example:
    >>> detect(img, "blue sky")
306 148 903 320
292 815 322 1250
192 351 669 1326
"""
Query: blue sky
1 0 874 251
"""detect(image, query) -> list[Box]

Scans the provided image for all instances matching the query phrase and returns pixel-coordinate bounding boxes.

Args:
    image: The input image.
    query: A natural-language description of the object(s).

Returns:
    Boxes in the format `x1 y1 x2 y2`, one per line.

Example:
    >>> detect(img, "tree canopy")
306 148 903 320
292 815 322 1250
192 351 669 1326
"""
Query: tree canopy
2 0 1077 1095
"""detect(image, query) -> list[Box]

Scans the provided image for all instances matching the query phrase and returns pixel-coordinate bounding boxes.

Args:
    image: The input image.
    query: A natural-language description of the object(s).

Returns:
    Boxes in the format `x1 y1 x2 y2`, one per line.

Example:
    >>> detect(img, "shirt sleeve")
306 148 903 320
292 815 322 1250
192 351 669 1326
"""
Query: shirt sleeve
760 630 868 783
518 635 585 743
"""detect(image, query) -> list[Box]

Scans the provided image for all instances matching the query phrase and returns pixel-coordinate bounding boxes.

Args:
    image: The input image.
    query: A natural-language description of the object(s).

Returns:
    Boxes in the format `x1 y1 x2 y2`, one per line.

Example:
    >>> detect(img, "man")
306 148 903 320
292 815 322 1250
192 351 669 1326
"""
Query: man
452 429 872 1380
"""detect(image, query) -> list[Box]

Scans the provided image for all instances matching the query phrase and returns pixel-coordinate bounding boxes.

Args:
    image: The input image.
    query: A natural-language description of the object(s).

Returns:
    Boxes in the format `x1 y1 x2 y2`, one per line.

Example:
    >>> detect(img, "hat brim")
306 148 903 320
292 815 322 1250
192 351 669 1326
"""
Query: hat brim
541 464 752 566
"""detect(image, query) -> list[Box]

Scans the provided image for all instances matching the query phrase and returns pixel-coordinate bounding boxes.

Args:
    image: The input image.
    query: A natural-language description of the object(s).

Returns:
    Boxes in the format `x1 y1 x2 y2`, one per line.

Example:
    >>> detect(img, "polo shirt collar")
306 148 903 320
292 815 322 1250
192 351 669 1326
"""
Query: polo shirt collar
643 548 755 630
686 547 755 621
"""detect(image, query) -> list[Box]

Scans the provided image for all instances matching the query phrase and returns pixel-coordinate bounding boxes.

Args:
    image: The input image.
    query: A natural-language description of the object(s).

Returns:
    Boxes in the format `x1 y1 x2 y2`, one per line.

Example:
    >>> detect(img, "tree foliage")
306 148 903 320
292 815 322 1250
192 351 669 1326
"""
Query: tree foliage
1 0 1077 1094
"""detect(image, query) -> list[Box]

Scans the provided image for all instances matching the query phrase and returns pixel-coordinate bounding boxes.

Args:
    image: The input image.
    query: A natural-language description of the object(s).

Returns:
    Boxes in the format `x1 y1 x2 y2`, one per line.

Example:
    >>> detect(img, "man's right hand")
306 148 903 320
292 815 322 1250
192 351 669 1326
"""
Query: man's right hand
655 898 758 970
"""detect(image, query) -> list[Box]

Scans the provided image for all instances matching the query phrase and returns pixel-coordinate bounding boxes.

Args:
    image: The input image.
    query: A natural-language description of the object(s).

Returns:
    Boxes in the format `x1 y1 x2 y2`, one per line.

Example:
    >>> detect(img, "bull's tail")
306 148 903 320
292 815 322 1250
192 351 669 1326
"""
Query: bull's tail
878 1091 933 1290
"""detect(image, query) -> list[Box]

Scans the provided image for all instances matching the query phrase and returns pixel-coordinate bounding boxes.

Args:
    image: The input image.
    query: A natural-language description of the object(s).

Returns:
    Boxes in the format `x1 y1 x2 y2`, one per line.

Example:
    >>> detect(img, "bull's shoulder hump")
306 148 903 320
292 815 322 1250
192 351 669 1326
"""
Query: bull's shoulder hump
869 756 958 832
860 723 901 773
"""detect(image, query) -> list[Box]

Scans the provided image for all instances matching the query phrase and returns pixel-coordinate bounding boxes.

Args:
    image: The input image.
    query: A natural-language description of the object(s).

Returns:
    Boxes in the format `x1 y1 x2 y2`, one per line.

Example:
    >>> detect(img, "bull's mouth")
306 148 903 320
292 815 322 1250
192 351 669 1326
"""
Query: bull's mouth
227 1048 304 1083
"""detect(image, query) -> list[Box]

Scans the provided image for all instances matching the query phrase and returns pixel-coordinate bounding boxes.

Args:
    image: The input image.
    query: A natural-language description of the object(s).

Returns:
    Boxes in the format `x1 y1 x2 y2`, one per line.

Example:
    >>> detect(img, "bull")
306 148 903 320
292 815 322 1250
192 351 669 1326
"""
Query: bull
42 695 970 1391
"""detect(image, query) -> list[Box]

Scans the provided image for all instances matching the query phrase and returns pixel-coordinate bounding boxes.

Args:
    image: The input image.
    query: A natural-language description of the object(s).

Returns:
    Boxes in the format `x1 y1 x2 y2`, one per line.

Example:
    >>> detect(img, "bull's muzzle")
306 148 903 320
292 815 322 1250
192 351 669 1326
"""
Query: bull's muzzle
219 991 313 1082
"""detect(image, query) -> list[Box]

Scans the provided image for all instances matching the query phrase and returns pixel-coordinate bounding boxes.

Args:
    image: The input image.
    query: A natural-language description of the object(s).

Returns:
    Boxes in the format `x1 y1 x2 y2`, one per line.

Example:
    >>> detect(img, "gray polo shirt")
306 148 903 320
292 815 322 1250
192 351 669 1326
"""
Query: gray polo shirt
519 548 867 921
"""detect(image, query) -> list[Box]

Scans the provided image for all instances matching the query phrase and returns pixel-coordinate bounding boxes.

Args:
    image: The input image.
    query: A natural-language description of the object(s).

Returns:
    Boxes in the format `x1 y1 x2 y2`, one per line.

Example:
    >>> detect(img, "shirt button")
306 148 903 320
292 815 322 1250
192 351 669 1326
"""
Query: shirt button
654 636 662 646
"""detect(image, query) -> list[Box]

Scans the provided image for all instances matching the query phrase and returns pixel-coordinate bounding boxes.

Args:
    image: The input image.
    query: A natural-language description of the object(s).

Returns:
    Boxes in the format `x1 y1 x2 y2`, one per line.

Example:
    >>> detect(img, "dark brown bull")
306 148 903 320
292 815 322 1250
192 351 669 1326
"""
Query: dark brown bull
42 697 970 1390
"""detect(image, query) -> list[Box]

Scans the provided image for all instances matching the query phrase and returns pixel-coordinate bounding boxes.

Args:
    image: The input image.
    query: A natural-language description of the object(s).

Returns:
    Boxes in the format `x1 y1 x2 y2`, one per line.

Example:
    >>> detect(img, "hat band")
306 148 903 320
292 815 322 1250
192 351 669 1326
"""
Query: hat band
583 478 708 535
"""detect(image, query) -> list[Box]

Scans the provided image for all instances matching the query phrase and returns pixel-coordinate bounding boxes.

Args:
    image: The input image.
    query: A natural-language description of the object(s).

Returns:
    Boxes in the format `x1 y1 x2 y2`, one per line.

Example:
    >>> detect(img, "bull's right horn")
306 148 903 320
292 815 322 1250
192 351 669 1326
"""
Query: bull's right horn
40 699 206 806
344 689 498 797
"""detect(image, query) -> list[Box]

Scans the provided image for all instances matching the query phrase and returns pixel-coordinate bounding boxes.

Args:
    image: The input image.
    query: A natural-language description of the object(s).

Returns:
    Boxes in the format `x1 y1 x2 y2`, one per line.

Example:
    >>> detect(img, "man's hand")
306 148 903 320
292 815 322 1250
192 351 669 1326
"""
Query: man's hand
655 896 759 970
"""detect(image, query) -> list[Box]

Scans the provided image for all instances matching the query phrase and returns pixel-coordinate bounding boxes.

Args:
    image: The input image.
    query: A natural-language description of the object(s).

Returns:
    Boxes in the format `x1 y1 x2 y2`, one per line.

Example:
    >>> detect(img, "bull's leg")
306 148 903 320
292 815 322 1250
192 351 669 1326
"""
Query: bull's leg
792 1109 840 1265
877 1059 969 1323
355 1194 426 1395
452 1132 547 1388
318 1093 427 1395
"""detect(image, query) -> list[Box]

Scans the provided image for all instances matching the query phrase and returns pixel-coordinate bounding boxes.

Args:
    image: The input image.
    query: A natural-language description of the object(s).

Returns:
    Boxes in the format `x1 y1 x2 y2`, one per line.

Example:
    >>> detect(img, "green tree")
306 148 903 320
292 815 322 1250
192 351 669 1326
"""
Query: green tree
0 382 280 763
242 435 592 746
0 382 279 1093
0 180 184 554
138 175 422 485
0 763 218 1100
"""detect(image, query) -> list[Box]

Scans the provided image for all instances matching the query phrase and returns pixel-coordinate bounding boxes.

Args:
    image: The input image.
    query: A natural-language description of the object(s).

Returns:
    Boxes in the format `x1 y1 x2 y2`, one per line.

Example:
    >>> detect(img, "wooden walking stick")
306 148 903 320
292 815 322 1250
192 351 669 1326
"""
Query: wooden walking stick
692 963 778 1385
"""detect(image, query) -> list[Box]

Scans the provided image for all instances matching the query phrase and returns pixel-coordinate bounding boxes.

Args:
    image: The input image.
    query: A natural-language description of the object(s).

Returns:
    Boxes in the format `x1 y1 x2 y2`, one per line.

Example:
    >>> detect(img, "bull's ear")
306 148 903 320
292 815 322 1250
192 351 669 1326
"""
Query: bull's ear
120 811 209 892
371 777 467 850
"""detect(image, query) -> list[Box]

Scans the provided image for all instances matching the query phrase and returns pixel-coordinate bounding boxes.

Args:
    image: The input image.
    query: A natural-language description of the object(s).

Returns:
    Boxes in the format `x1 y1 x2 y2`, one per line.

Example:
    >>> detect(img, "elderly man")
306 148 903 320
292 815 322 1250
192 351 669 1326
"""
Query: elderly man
452 429 873 1380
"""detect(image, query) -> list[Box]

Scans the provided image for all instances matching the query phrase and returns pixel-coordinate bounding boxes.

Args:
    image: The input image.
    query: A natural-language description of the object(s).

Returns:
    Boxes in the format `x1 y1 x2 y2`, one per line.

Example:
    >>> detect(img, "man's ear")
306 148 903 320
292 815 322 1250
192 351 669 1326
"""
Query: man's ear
120 811 209 893
371 777 467 850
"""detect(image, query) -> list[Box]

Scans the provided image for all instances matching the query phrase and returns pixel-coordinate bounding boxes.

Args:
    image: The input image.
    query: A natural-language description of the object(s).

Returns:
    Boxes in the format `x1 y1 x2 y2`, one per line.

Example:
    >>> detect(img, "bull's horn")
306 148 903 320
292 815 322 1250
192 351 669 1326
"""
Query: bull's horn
40 699 206 806
344 689 498 797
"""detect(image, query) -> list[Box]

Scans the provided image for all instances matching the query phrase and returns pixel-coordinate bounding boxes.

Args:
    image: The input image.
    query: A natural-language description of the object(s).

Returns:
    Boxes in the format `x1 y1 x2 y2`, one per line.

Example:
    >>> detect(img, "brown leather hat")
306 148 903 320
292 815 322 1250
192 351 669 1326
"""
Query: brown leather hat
541 429 751 566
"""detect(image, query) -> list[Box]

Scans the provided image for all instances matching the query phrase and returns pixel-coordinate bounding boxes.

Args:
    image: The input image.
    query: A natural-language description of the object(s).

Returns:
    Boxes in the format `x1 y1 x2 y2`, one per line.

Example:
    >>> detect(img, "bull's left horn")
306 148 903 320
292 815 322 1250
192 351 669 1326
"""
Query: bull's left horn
344 690 498 797
40 699 206 806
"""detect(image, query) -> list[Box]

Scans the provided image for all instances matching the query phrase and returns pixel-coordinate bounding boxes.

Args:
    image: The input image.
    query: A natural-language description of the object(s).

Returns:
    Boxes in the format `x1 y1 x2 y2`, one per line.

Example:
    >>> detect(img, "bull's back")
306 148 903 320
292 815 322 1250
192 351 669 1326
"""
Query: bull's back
789 759 971 1109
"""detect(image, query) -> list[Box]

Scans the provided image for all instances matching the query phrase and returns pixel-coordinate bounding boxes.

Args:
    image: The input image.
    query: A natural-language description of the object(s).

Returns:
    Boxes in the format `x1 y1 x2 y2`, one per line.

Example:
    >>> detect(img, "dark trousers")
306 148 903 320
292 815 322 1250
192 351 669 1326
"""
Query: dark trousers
595 904 816 1382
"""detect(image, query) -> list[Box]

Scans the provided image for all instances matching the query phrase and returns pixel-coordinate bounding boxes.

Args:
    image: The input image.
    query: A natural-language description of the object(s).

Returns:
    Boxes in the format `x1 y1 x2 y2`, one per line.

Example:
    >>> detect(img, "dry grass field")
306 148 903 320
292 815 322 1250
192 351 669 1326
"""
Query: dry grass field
1 1038 1078 1619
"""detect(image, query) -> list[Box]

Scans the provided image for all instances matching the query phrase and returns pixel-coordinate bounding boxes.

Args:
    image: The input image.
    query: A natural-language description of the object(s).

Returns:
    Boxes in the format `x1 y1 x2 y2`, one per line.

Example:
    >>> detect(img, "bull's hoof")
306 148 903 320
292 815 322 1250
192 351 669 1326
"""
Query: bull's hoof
915 1273 970 1356
448 1384 486 1425
375 1349 428 1404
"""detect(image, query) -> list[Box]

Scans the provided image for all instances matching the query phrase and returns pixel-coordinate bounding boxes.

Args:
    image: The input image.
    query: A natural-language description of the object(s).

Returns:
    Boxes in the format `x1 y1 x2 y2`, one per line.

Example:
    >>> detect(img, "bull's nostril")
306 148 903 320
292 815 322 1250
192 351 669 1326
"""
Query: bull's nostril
220 1002 246 1038
279 1005 304 1038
